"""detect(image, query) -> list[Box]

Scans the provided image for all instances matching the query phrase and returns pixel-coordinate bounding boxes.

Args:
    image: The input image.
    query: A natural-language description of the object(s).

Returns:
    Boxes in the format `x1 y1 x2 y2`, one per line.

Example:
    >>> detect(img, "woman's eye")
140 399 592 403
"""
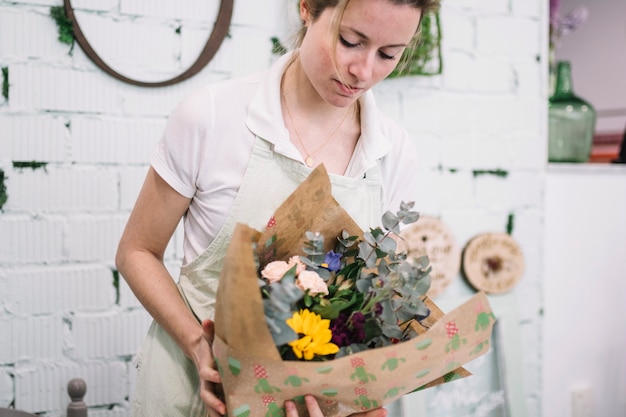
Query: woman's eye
378 51 395 60
339 36 358 48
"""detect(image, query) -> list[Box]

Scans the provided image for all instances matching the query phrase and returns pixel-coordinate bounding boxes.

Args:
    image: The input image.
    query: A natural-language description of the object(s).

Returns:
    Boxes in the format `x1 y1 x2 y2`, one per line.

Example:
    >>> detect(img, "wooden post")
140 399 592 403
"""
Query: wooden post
66 378 87 417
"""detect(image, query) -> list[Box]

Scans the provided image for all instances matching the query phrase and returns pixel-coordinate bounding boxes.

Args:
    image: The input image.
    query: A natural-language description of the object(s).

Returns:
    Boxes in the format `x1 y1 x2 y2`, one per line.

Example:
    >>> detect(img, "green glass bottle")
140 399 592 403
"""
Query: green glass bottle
548 61 596 163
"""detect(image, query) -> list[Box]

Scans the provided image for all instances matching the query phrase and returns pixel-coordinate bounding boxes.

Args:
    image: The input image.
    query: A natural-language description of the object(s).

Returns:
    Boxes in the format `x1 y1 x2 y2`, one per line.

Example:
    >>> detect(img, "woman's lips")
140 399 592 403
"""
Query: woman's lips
335 79 362 96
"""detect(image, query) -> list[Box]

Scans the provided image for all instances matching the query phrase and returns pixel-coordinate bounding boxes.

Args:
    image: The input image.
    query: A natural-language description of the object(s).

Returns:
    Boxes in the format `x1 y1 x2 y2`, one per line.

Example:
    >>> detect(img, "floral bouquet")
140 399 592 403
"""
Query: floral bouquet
213 165 495 417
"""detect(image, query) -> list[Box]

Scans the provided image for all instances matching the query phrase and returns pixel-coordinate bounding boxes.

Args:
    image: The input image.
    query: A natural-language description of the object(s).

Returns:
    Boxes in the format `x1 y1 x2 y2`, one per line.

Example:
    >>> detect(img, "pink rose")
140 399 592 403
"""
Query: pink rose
261 261 291 284
288 256 306 275
296 270 329 296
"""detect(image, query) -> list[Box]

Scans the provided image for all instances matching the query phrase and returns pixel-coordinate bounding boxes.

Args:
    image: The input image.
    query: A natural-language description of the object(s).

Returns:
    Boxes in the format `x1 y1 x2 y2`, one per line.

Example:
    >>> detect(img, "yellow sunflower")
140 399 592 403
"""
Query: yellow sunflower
286 309 339 360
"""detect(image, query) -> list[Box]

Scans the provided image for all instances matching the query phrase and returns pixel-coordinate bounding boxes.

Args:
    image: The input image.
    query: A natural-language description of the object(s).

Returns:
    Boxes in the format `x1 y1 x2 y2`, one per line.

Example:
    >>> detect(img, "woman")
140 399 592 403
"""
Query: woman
115 0 440 416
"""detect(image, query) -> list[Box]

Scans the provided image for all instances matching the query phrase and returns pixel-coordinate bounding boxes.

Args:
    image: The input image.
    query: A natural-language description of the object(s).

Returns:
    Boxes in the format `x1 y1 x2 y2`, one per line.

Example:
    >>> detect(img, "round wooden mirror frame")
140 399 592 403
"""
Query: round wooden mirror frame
63 0 234 87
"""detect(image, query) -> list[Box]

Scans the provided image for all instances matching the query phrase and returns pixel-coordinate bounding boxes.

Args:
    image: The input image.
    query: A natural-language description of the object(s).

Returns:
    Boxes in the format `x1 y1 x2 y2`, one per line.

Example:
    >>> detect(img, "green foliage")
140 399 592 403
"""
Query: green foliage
50 6 74 45
261 266 302 346
1 67 8 100
389 12 443 78
270 37 287 55
0 169 7 210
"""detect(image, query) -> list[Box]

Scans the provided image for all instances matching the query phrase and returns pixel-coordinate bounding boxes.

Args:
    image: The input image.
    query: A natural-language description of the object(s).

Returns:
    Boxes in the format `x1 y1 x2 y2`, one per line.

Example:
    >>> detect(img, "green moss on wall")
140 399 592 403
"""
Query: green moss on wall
1 67 8 100
112 269 120 305
472 169 509 178
506 212 515 234
13 161 48 170
0 169 7 210
50 6 74 45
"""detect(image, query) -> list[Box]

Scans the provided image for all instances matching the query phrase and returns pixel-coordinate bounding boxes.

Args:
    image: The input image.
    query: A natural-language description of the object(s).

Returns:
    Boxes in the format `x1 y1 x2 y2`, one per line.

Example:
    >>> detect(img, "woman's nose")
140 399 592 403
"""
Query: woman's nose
348 51 375 83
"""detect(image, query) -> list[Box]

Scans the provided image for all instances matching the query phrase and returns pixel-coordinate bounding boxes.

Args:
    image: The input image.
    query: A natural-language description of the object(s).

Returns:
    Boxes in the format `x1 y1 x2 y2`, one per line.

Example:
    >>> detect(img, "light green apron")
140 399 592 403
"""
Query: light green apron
131 136 382 417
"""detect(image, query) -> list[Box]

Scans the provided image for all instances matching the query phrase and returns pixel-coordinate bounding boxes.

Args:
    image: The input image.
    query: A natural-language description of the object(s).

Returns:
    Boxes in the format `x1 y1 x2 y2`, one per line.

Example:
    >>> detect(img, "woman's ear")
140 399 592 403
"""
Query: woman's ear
299 0 311 26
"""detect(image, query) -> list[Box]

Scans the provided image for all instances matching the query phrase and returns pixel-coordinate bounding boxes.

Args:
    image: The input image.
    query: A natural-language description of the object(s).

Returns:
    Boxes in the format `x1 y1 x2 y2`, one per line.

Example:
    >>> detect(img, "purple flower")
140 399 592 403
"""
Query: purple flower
330 312 367 347
323 250 342 272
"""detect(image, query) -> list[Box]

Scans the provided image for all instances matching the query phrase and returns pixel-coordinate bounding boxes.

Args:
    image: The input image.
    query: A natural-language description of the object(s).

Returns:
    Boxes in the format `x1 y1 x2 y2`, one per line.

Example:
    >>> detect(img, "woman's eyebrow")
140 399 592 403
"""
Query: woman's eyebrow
344 26 409 48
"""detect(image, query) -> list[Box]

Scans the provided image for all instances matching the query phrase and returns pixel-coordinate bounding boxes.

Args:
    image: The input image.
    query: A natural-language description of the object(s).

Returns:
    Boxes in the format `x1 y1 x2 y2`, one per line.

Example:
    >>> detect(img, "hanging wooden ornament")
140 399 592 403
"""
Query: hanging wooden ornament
462 232 524 294
399 215 461 298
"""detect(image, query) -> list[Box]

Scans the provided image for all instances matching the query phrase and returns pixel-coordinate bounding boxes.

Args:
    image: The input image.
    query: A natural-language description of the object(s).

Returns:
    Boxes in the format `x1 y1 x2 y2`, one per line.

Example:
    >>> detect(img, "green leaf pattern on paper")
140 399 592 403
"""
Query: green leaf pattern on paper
216 294 496 416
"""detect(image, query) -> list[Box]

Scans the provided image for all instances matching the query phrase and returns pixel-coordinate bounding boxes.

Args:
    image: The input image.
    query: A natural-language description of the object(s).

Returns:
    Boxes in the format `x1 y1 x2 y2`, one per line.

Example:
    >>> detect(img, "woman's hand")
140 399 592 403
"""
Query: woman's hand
284 395 387 417
194 319 226 416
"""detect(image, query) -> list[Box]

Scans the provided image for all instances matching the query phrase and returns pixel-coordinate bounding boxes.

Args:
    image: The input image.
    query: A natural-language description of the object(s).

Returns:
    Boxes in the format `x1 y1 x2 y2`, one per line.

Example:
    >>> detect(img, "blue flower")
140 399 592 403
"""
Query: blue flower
322 250 342 272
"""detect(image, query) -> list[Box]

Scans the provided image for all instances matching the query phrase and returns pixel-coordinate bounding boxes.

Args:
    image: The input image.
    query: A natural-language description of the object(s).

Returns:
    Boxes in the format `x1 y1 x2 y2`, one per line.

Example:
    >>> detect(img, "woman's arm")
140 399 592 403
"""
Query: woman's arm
115 167 226 416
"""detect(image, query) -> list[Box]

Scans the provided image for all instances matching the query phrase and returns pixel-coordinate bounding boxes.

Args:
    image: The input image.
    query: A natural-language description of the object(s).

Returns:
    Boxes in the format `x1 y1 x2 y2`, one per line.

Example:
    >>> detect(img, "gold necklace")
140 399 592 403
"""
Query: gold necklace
282 93 352 167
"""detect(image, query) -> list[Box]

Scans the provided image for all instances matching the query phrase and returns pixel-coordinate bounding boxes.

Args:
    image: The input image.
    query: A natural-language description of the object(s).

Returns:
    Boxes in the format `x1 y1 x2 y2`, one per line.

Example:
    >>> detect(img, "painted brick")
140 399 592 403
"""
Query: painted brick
0 7 72 61
6 0 58 6
120 0 217 22
443 209 515 248
232 0 285 29
70 0 118 12
71 11 181 82
14 361 127 412
118 75 212 118
512 0 543 17
477 16 541 56
69 309 152 359
2 265 116 315
5 165 118 212
70 116 163 164
10 64 121 114
444 54 516 93
208 25 276 78
439 172 478 210
119 166 150 211
0 315 63 363
89 408 129 417
0 367 13 407
0 114 68 162
65 215 127 262
411 168 444 215
0 215 65 264
440 11 475 52
445 0 509 14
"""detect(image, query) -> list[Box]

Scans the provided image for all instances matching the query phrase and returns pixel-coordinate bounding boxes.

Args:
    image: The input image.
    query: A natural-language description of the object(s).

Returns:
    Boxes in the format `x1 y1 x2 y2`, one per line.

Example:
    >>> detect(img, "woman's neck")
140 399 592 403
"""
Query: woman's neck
280 56 361 175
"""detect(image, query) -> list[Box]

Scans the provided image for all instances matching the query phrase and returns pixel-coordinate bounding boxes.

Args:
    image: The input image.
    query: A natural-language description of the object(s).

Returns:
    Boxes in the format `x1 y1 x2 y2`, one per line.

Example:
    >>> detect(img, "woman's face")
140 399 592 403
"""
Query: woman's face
298 0 422 108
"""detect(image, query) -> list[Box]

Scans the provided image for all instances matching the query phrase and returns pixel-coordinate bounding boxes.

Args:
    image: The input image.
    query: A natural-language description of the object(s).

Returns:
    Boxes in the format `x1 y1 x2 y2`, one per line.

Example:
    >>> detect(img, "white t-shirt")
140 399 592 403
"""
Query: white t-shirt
152 53 419 262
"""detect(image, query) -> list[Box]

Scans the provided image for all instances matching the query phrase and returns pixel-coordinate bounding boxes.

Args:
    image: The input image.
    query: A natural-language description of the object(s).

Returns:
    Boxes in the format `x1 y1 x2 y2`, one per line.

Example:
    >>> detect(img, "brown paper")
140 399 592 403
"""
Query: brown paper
213 165 495 417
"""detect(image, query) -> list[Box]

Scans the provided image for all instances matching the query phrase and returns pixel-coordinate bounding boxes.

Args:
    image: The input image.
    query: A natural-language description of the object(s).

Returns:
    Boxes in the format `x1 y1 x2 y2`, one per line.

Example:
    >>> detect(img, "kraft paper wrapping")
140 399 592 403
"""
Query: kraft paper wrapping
213 165 495 417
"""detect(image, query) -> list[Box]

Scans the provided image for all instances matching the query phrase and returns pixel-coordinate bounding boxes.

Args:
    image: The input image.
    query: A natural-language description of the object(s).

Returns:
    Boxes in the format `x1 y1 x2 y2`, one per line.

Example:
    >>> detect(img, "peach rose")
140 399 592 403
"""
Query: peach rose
288 256 306 275
296 270 329 296
261 261 291 284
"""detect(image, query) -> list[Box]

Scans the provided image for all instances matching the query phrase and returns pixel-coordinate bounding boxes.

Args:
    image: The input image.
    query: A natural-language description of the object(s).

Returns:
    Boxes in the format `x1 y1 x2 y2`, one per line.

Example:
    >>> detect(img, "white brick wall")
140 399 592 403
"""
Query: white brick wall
0 0 547 416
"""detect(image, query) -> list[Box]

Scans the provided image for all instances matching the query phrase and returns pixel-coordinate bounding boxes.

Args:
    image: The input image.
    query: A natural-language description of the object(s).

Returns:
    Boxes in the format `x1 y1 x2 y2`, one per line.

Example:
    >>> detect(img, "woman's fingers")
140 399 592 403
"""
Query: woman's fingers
197 319 226 415
284 396 389 417
202 319 215 344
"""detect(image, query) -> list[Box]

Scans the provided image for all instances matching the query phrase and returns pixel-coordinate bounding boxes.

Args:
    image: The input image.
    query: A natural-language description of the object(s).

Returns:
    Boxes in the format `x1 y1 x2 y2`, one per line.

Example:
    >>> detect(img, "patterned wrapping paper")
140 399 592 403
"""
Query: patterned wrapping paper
213 166 496 417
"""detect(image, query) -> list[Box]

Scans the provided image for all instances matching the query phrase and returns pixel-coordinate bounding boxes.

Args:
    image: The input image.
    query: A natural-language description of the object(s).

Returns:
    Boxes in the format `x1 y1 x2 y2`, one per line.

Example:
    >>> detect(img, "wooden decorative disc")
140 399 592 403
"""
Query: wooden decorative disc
462 232 524 294
399 216 461 298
